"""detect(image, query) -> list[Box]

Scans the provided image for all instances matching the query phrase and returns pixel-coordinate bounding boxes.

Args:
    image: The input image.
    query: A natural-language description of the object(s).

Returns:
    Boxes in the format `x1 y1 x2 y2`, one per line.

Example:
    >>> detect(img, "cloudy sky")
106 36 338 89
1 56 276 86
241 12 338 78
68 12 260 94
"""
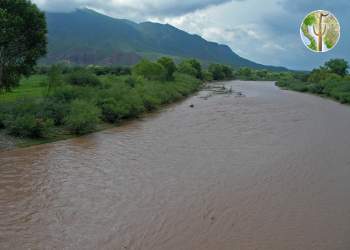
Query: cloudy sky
32 0 350 70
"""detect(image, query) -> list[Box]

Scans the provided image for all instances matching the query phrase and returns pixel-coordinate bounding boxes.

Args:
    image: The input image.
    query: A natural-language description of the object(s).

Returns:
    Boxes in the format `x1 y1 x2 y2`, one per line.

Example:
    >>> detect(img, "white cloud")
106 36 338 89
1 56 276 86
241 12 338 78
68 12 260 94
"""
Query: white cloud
151 0 288 66
32 0 233 19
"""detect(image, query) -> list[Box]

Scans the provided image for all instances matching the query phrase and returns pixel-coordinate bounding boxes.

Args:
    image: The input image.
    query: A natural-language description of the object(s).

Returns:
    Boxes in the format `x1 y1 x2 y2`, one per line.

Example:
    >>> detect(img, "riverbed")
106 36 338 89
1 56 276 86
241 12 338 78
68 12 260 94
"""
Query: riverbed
1 81 350 249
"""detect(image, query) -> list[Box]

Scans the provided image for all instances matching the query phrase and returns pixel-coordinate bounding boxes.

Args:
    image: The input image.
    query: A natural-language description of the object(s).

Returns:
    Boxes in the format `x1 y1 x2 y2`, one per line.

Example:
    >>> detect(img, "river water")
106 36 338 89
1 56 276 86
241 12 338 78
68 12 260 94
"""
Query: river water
1 81 350 250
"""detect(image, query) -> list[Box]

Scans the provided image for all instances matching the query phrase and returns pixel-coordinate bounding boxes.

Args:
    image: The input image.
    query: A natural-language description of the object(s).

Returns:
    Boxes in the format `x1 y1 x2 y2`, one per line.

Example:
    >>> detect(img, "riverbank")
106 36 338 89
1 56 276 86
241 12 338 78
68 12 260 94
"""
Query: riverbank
276 80 350 104
275 59 350 105
0 72 202 150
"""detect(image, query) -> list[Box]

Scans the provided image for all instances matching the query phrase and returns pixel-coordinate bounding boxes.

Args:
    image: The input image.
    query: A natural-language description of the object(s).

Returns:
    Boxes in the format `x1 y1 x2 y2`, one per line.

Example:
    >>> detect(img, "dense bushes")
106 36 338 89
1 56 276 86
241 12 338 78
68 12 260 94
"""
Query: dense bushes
1 99 54 138
178 61 198 77
208 64 234 80
65 100 101 135
133 60 166 80
66 69 102 86
41 98 70 126
276 58 350 104
177 59 203 79
6 114 53 138
90 66 131 76
0 58 207 142
158 57 176 80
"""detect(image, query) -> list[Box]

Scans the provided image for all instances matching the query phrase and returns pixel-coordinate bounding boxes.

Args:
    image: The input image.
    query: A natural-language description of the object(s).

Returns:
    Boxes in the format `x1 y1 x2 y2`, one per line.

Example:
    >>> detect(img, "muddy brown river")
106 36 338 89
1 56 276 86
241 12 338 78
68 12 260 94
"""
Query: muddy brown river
1 81 350 250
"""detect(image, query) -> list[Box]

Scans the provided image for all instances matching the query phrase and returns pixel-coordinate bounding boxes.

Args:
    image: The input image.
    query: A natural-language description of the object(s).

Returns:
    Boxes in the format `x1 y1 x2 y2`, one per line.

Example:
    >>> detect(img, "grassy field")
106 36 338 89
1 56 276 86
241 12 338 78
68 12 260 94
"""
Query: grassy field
0 75 48 103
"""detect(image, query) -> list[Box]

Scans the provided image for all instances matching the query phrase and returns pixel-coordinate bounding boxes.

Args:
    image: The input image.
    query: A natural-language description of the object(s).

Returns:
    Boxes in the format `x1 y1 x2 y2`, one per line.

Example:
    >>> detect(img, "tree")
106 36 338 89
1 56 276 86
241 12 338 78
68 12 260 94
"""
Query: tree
0 0 47 90
256 70 268 79
157 57 176 80
324 59 348 77
221 65 233 79
238 67 252 79
187 59 202 79
208 64 225 80
177 61 198 78
133 60 165 80
307 66 330 83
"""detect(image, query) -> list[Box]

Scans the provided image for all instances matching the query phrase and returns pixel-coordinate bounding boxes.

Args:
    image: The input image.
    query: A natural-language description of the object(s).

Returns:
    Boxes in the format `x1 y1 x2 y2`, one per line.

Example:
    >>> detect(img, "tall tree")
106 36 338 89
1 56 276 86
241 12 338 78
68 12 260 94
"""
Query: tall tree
157 57 176 81
325 59 349 77
0 0 47 90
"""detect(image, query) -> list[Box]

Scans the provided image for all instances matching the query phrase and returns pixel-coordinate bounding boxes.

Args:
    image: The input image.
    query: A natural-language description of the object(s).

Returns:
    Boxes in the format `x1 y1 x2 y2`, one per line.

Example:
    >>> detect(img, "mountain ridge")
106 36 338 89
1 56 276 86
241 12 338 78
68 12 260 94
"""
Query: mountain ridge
44 9 287 71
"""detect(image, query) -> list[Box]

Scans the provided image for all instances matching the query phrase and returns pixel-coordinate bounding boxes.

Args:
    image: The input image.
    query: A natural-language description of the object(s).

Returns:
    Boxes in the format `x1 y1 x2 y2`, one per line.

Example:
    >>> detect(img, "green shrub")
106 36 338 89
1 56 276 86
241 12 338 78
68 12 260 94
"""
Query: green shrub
50 84 77 103
49 84 98 104
66 70 101 86
177 61 198 78
124 76 139 88
135 83 162 111
187 59 202 79
158 57 176 81
90 66 131 76
98 97 129 123
6 114 53 138
1 99 53 138
276 80 308 92
133 60 166 81
65 100 101 135
335 93 350 103
202 70 213 81
41 98 70 126
307 68 331 83
307 84 324 94
208 64 226 80
325 59 349 77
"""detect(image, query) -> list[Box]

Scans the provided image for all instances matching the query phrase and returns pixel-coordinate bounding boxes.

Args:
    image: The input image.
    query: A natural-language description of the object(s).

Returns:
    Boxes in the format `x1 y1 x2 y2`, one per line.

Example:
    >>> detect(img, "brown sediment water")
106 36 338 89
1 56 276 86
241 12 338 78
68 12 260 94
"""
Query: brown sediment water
1 81 350 250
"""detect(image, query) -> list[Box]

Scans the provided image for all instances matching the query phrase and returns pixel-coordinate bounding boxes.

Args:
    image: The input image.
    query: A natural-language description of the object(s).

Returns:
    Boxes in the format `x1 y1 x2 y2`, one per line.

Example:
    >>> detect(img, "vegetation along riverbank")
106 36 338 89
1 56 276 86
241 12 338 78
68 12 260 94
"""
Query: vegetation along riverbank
1 57 349 149
276 59 350 104
0 59 205 149
2 56 264 148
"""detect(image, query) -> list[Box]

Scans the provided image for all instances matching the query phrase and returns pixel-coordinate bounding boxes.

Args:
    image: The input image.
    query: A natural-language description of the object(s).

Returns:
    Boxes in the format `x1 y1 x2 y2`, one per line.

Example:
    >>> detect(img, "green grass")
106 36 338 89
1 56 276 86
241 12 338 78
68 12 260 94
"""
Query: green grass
0 75 47 103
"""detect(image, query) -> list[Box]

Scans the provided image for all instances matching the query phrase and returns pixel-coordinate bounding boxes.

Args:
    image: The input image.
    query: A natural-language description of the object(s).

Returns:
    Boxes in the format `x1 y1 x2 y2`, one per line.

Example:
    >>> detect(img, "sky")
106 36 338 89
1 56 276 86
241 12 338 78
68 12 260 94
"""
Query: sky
32 0 350 70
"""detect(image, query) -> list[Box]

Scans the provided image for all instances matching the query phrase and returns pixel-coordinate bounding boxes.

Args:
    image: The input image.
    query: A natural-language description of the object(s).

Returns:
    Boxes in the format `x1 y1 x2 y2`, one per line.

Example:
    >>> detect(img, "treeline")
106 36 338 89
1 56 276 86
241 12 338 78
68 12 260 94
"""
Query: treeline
276 59 350 104
0 57 208 140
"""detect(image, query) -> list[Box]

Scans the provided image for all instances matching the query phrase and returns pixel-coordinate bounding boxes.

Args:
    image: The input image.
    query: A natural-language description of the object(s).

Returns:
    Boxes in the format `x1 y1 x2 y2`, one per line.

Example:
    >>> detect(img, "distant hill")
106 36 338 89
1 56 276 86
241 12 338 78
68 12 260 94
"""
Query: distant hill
44 9 287 71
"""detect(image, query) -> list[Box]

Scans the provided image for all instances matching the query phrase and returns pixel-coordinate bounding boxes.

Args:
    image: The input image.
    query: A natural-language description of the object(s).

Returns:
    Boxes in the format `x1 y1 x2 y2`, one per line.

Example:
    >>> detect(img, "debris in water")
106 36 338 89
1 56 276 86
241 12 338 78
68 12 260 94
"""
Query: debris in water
235 91 246 97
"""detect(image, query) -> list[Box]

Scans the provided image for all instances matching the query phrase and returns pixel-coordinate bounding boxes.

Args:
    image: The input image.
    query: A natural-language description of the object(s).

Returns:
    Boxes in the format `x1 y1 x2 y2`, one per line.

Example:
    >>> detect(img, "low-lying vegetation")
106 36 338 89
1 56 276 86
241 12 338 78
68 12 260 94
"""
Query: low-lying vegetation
5 54 343 147
276 59 350 104
0 58 203 143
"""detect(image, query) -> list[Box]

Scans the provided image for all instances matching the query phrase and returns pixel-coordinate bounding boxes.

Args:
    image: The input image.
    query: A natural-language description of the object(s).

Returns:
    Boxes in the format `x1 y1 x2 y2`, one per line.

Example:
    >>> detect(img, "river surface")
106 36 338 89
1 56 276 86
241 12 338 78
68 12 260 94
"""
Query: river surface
1 81 350 250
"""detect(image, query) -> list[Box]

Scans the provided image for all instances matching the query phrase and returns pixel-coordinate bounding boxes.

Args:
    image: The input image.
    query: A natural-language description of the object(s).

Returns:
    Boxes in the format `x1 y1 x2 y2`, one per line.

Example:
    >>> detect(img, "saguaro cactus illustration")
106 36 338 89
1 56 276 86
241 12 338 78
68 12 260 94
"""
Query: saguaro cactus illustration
313 12 329 51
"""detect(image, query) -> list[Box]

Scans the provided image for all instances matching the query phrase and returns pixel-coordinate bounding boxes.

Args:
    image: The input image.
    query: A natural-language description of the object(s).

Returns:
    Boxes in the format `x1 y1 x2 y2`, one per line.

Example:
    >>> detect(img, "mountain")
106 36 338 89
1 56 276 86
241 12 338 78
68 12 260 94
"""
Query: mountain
45 9 287 71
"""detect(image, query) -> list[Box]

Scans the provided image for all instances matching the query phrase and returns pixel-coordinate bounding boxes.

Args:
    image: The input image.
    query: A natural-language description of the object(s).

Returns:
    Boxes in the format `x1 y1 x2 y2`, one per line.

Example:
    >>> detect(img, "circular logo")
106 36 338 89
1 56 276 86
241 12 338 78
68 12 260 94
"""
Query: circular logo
300 10 340 52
